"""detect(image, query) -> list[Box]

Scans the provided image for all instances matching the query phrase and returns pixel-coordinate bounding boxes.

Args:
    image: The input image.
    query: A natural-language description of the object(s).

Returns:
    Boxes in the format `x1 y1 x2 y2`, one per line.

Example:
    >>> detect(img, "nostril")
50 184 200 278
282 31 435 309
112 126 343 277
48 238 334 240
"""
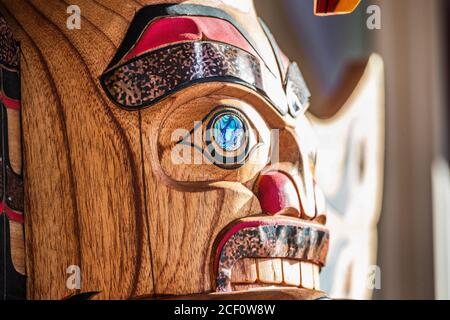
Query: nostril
256 171 301 216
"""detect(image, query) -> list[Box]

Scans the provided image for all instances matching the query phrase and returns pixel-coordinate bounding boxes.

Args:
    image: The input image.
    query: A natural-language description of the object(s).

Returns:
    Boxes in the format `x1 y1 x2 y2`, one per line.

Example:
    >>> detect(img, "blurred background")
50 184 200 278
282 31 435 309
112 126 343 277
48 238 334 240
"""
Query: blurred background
255 0 449 300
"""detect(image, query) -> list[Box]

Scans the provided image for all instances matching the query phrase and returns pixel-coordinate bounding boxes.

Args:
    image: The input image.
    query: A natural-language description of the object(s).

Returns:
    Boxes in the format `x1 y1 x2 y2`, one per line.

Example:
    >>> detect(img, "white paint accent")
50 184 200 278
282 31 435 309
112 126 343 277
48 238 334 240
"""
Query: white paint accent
211 0 252 13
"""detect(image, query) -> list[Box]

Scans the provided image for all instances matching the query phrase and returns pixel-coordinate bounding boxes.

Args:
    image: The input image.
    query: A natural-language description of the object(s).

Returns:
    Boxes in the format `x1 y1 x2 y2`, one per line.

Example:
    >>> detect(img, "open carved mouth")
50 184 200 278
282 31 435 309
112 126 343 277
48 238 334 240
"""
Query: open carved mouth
213 215 329 293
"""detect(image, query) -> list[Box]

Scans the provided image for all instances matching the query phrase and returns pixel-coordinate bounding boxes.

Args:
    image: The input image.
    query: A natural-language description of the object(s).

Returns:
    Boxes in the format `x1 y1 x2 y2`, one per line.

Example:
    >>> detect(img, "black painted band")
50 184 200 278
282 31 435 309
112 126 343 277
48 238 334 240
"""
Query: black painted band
101 41 289 114
107 4 266 71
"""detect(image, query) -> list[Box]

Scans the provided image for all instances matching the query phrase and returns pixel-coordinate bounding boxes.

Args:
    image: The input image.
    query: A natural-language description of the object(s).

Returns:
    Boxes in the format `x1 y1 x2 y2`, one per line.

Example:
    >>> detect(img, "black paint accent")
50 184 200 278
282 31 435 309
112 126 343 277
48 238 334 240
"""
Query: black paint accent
204 109 250 168
64 291 101 300
215 223 329 292
0 214 26 300
0 106 3 202
177 106 266 171
101 41 288 115
2 69 20 101
106 4 265 70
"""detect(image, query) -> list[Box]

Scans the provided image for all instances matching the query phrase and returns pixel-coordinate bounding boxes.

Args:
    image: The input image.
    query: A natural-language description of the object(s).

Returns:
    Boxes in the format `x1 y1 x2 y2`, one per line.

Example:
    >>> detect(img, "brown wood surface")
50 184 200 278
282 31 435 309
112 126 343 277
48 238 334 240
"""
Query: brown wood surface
0 0 287 299
5 107 25 276
0 0 336 300
10 219 26 275
6 108 22 174
153 288 327 300
0 0 155 300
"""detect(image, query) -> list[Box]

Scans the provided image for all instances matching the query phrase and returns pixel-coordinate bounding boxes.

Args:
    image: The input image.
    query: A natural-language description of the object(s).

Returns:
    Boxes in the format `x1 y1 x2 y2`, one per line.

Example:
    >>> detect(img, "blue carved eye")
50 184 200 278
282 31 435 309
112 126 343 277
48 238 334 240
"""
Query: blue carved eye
201 107 255 169
212 114 245 152
176 106 261 170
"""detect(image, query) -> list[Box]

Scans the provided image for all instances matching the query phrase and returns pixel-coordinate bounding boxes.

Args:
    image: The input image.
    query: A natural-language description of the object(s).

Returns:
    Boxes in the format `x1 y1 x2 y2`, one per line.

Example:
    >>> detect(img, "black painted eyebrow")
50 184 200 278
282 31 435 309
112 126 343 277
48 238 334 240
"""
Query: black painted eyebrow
101 41 289 115
107 3 266 70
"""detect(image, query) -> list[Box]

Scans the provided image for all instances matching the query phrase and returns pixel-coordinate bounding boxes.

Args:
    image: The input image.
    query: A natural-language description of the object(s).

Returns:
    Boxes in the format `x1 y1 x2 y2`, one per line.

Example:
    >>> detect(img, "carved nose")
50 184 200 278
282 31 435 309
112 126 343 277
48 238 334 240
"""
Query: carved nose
257 171 301 216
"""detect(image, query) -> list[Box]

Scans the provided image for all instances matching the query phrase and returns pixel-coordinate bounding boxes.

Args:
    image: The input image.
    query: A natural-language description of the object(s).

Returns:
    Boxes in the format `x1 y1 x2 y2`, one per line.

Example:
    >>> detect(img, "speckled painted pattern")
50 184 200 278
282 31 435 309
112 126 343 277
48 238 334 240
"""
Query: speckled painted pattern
215 224 329 292
6 166 23 212
0 16 19 68
101 41 276 110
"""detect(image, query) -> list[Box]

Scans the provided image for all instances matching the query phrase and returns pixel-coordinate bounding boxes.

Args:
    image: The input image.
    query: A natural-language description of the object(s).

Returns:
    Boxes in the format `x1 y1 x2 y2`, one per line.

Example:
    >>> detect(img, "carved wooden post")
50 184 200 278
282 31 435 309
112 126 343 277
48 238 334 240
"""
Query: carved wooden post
0 0 381 300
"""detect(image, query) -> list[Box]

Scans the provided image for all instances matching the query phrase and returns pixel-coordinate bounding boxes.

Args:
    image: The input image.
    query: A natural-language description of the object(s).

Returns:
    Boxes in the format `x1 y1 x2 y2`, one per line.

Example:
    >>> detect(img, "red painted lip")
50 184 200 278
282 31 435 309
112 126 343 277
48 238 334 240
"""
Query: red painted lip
214 216 328 270
124 16 259 61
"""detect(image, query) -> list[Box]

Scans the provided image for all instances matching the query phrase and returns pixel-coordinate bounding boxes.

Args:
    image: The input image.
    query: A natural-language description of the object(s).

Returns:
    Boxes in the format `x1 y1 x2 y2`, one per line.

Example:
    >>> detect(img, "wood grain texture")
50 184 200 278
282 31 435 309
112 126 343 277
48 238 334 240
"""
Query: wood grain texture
9 219 26 275
6 108 22 174
156 287 328 300
0 0 332 299
230 258 257 284
0 0 154 299
139 80 321 295
0 0 279 299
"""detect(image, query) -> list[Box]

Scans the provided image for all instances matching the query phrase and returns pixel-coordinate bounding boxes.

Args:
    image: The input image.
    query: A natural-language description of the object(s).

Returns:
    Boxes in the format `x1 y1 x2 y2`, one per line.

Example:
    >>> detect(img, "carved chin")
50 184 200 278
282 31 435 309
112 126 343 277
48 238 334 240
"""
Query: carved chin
213 216 329 292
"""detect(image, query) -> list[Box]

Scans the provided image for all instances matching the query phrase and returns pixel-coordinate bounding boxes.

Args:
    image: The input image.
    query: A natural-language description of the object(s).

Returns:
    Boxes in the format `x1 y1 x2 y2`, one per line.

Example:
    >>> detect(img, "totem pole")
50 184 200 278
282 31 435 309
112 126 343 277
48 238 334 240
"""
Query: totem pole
0 0 383 300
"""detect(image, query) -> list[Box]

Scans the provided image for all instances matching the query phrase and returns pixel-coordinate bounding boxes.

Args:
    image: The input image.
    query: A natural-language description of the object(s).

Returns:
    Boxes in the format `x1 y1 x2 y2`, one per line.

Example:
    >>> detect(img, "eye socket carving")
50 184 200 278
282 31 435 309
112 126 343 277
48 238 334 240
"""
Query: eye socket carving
177 106 263 170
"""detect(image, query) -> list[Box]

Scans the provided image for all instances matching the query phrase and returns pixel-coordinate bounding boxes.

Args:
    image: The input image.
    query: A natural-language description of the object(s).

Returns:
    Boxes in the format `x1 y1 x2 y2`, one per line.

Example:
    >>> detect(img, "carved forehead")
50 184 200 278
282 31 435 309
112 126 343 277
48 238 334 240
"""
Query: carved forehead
100 2 310 118
105 3 268 70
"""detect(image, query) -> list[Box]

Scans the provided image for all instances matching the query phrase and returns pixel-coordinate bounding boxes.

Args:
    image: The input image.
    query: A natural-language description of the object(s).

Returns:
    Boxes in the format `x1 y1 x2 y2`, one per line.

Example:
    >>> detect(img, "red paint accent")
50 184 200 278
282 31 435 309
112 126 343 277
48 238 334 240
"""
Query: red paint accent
315 0 329 13
0 201 24 223
257 171 300 215
0 92 21 110
124 16 258 61
316 0 340 13
214 218 328 271
327 0 340 12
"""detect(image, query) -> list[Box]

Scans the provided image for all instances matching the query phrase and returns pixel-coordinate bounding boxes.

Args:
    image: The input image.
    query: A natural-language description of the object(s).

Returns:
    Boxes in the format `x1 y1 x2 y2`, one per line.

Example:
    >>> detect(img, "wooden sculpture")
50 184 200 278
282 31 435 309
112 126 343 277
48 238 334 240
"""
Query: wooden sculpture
310 55 385 299
0 0 382 300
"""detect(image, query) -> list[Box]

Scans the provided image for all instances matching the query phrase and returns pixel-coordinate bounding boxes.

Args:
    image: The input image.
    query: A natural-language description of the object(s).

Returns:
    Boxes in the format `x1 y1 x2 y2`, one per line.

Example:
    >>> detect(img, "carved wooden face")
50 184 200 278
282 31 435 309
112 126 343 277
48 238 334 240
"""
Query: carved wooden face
0 0 376 299
0 0 373 300
100 1 328 295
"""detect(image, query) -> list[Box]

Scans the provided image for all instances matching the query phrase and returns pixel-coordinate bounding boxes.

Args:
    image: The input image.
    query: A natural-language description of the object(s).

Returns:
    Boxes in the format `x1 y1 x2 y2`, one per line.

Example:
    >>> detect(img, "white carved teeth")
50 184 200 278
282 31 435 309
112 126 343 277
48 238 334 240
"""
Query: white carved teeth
230 258 320 291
